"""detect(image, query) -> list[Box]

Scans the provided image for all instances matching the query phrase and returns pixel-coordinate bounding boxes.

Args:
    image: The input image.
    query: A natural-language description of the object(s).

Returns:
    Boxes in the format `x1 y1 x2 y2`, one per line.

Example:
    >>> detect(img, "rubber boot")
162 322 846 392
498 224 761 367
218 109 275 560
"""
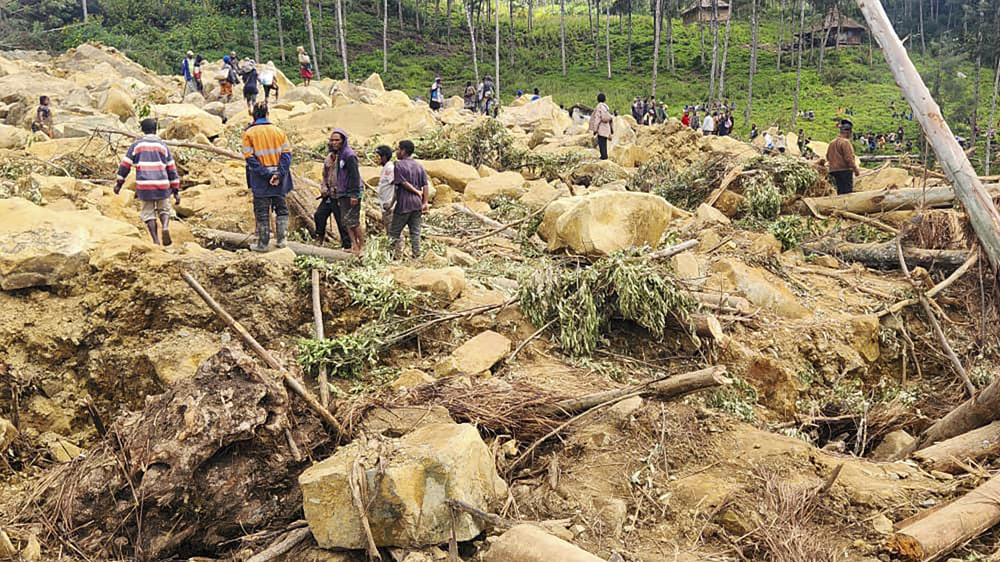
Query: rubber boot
275 215 289 249
160 214 172 247
144 220 160 245
250 221 270 252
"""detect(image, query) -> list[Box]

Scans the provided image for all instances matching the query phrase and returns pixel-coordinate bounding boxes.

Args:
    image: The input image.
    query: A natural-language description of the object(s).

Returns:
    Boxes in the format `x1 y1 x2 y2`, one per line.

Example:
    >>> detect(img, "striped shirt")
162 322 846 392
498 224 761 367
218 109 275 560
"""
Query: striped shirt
242 119 294 197
116 135 180 201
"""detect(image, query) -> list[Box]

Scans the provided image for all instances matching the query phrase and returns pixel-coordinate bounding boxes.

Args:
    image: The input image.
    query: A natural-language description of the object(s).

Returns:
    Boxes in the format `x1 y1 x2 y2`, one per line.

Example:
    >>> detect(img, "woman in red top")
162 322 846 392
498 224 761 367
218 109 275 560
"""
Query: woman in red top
681 111 691 128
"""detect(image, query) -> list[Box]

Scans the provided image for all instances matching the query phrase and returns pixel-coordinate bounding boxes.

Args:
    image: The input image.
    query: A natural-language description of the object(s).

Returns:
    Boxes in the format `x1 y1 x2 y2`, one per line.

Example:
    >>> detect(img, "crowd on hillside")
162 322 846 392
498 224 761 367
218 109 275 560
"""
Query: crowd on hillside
180 49 282 112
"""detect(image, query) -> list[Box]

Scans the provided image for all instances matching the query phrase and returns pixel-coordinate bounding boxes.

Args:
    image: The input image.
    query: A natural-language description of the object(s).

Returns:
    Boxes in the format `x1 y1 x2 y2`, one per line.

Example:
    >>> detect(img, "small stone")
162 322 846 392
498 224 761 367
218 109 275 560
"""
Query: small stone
930 470 954 481
484 525 603 562
390 369 435 391
872 513 894 535
444 247 476 267
21 534 41 561
0 530 15 557
435 330 512 377
607 397 643 425
694 203 731 227
360 405 455 437
39 432 83 463
870 430 915 462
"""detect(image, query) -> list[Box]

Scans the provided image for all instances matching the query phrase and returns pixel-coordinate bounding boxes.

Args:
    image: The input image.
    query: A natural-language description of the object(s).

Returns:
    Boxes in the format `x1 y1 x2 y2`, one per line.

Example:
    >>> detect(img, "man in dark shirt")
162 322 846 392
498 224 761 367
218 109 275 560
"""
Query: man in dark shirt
826 119 861 195
389 140 430 259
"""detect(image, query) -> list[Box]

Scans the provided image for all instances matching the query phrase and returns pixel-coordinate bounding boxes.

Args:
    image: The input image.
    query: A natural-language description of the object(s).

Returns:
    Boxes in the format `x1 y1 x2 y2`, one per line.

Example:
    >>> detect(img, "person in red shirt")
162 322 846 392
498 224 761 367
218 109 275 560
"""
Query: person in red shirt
681 110 691 128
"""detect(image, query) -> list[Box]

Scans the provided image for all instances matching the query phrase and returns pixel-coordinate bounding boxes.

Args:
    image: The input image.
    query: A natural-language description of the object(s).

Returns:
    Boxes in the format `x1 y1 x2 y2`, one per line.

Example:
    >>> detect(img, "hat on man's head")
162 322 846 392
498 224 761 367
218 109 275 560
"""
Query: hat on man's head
187 50 194 56
839 119 854 131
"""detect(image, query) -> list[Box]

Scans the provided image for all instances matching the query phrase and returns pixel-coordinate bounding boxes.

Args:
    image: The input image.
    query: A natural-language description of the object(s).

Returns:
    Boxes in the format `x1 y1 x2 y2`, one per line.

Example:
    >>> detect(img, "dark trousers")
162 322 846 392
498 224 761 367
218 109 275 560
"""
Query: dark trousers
314 196 351 249
830 170 854 195
253 196 288 223
389 210 422 256
597 135 609 160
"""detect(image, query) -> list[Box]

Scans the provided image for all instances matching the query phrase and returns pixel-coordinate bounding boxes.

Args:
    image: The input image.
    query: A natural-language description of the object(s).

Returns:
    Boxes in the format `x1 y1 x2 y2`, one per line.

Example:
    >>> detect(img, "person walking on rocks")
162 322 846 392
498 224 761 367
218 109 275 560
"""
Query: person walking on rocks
181 50 197 96
826 119 861 195
242 102 294 251
242 59 260 112
463 81 477 111
298 46 314 87
114 118 180 246
316 129 365 256
219 55 239 103
375 145 396 231
429 76 444 111
31 95 54 138
388 140 430 259
701 111 716 136
259 61 278 102
193 55 205 94
589 92 613 160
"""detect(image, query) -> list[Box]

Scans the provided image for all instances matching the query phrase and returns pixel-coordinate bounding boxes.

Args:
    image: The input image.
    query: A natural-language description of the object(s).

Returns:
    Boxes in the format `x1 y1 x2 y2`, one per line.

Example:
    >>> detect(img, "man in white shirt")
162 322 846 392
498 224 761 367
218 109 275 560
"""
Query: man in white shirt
701 111 716 136
374 145 396 230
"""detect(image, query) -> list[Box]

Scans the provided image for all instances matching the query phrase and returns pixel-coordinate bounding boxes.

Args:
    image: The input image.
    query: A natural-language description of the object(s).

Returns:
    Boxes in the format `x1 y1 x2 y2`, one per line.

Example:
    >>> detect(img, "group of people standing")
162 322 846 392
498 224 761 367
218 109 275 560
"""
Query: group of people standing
461 76 499 116
181 50 280 110
630 97 668 126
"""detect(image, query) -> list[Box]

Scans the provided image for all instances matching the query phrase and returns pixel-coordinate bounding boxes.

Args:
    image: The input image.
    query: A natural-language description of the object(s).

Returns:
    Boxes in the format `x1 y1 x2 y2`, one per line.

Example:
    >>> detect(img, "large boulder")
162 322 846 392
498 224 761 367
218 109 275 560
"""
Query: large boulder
420 159 480 192
162 112 225 140
361 73 386 92
300 423 508 549
856 166 912 191
0 197 141 290
0 71 77 105
283 102 437 148
484 525 604 562
0 123 29 149
541 191 681 256
498 96 572 135
435 330 512 376
705 258 809 318
391 266 466 301
464 171 527 203
58 43 170 90
0 417 16 451
98 87 135 120
282 85 331 106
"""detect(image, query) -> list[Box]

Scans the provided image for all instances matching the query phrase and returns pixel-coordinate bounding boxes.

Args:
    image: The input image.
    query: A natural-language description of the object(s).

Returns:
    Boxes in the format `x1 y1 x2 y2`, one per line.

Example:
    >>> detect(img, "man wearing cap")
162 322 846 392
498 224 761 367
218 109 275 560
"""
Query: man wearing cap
181 50 197 96
826 120 861 195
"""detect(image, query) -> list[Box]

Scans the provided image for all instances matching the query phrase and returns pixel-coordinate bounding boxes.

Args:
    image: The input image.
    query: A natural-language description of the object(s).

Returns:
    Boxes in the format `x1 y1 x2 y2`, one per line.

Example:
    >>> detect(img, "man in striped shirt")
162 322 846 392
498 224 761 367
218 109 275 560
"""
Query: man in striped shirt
242 102 294 251
115 118 181 246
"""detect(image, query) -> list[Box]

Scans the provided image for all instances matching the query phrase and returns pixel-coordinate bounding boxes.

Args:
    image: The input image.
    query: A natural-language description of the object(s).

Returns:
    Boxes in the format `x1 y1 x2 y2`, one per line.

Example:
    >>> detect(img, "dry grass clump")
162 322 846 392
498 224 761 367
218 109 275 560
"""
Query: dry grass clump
744 468 842 562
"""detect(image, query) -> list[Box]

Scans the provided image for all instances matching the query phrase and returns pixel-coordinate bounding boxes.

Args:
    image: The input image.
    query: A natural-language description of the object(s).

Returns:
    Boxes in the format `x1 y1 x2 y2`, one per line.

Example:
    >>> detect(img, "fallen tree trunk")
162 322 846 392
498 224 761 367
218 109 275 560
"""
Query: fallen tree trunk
801 239 969 270
803 184 1000 216
197 227 352 261
856 0 1000 269
905 375 1000 455
550 366 730 415
912 420 1000 474
889 473 1000 561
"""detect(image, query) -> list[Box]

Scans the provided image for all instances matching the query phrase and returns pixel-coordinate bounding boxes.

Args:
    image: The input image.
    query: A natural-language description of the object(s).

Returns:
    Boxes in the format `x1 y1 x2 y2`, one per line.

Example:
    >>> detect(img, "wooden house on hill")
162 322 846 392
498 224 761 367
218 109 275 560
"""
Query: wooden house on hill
680 0 731 25
797 8 867 47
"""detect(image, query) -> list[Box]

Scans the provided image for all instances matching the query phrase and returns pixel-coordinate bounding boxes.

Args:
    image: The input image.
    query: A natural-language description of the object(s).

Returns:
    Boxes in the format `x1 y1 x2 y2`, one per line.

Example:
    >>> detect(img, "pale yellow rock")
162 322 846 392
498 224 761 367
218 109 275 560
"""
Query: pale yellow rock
391 266 466 301
282 85 331 106
569 159 631 187
749 232 783 257
0 198 141 290
464 172 527 203
0 417 16 451
478 164 498 178
361 406 455 437
449 286 509 312
420 159 480 192
21 534 41 561
25 174 78 201
432 182 455 205
390 369 435 391
670 252 702 283
484 524 604 562
0 123 29 149
519 179 563 209
98 86 135 120
162 112 224 140
870 430 915 462
703 135 759 162
498 96 572 134
856 166 913 192
544 191 681 256
300 423 508 549
785 132 802 157
436 330 512 376
694 203 731 227
361 73 386 92
0 530 15 558
283 102 437 148
444 247 476 267
537 196 584 243
706 258 809 318
145 331 222 386
39 431 83 463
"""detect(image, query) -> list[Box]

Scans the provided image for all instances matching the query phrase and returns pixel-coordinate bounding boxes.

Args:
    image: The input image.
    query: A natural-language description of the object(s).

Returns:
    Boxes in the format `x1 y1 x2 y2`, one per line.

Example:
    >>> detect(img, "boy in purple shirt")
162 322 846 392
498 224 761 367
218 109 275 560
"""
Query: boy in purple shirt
389 139 430 258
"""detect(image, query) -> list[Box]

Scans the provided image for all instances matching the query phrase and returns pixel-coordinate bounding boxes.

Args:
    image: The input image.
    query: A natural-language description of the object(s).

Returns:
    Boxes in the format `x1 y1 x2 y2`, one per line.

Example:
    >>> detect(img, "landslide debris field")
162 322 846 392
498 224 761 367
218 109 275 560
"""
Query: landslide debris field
1 43 1000 562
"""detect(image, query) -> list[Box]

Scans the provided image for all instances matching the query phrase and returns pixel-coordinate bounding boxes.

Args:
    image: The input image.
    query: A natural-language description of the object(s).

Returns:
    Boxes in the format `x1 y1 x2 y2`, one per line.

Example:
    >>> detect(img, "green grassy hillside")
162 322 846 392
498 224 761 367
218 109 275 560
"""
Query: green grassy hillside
54 1 999 157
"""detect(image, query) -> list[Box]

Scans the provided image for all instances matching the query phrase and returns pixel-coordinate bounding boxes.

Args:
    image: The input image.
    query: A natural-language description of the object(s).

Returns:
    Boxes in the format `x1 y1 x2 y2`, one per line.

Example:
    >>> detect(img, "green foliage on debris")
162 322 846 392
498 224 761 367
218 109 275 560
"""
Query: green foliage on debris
518 252 694 356
637 158 727 212
768 215 817 251
739 156 819 220
295 254 416 319
416 117 580 180
296 325 385 380
706 377 759 422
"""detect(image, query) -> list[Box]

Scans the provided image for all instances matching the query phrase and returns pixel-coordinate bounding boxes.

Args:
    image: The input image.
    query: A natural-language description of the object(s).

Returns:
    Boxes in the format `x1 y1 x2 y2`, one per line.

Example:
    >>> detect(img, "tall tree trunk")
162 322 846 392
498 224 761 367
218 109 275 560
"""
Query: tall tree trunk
792 0 805 126
560 0 567 76
666 0 674 72
528 0 533 33
495 0 500 96
466 3 480 83
304 0 320 79
776 0 784 70
276 0 287 62
651 0 661 97
745 0 758 125
594 0 601 67
699 16 705 66
398 0 403 29
717 15 731 102
383 0 388 72
447 0 453 44
708 0 720 101
82 0 88 21
626 0 632 70
986 56 1000 176
605 0 611 78
251 0 261 62
973 47 984 147
818 25 832 73
587 0 595 60
335 0 348 79
317 0 324 65
415 0 421 32
918 0 926 54
508 0 514 66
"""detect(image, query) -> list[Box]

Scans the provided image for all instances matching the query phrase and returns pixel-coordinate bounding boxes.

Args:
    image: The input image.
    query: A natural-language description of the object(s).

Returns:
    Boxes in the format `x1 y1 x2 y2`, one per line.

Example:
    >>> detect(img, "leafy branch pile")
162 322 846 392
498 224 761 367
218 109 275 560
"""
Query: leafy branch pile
519 253 695 356
416 117 580 180
740 156 820 220
633 157 729 211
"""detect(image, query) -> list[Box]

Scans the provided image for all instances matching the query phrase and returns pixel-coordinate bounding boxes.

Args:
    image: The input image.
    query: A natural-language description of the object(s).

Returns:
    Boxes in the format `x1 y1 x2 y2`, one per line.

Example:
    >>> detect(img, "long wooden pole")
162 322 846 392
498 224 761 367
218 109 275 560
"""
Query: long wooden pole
198 228 351 260
181 271 346 437
311 268 331 409
856 0 1000 269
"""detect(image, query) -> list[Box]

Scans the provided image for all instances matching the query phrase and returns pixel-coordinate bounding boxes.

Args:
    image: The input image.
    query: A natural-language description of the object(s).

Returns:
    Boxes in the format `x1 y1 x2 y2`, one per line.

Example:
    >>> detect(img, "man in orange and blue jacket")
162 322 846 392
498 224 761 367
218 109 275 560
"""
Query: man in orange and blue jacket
242 102 294 251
